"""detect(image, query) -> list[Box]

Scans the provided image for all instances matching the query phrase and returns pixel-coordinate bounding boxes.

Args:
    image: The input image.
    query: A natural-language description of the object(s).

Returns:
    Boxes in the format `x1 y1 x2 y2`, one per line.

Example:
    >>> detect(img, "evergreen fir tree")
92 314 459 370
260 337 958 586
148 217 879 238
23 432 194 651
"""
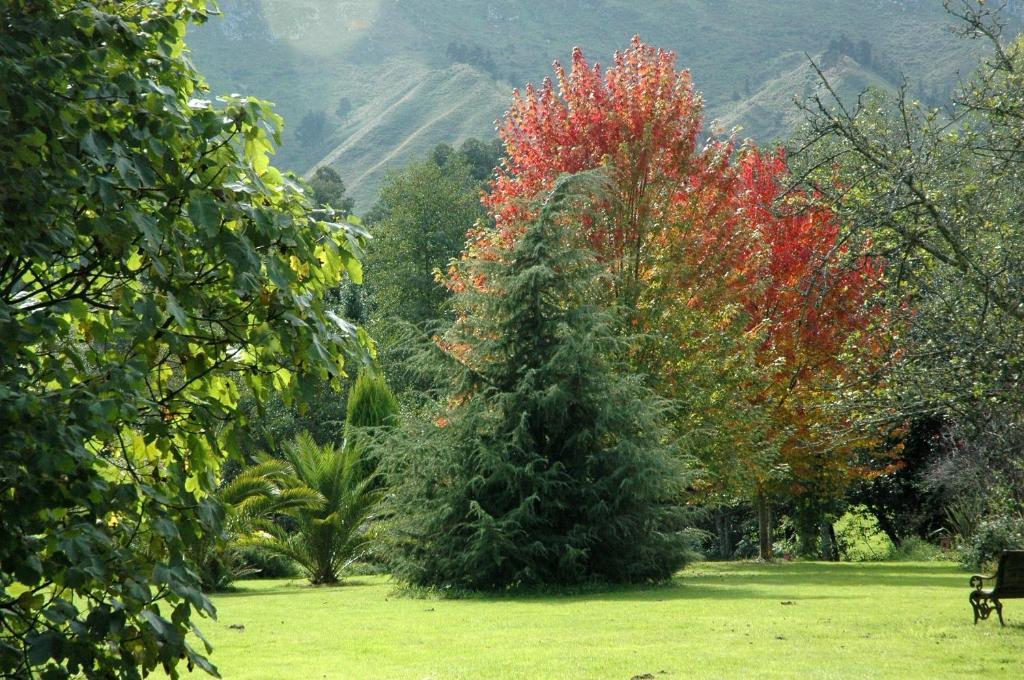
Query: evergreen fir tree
344 367 400 476
383 176 694 589
345 368 401 433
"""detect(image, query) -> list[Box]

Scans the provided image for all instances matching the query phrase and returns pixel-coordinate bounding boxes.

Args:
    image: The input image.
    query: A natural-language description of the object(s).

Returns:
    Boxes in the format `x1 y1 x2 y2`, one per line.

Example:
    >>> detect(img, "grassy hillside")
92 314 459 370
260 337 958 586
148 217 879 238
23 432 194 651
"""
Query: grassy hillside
186 0 988 209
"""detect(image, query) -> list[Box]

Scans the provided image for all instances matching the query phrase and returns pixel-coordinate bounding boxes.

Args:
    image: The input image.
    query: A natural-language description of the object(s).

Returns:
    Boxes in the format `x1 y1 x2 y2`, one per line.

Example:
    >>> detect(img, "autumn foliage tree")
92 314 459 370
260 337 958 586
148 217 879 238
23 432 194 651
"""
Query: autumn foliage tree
470 36 738 354
460 37 888 560
728 150 888 557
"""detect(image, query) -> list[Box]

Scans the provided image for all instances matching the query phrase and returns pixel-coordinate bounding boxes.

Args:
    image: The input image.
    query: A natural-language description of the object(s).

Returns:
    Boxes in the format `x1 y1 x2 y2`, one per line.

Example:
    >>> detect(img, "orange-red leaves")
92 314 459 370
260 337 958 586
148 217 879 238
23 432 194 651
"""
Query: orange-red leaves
453 38 891 496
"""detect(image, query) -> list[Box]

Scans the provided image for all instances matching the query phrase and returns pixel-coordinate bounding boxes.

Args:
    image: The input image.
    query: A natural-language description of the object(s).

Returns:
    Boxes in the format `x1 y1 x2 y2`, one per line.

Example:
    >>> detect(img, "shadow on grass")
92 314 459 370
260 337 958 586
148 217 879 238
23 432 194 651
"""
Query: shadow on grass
217 575 825 604
516 583 856 604
216 577 380 599
702 561 965 575
683 561 969 589
215 563 968 605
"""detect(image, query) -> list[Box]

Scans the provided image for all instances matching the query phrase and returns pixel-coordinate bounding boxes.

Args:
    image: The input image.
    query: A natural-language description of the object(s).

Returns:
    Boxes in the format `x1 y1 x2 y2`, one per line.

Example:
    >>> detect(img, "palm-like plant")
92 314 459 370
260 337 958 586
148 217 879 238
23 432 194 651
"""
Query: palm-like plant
249 432 381 585
200 458 322 591
220 458 324 533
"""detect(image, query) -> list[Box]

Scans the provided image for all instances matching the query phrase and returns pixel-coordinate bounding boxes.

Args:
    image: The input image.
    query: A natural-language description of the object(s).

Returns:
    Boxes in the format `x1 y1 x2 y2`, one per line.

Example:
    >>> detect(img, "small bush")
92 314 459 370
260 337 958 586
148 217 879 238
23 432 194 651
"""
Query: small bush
345 561 389 577
889 536 945 562
345 368 400 433
958 512 1024 570
834 506 894 561
237 545 298 579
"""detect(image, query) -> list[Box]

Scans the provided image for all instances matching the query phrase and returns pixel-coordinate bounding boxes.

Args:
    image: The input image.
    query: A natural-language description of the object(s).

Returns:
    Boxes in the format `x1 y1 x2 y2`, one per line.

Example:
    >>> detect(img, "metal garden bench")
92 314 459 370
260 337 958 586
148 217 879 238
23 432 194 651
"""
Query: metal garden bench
970 550 1024 625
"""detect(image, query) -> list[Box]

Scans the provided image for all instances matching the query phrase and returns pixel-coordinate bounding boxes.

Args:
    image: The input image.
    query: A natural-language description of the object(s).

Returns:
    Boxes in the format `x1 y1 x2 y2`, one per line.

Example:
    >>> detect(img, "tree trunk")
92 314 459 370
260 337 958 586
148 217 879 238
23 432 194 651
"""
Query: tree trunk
715 507 732 560
819 520 838 561
871 509 901 546
756 489 772 561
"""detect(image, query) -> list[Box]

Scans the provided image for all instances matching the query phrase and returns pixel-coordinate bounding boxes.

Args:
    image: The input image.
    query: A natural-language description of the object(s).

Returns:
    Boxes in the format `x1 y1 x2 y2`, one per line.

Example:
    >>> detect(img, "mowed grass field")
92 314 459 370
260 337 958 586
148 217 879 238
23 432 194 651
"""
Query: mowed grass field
192 562 1022 679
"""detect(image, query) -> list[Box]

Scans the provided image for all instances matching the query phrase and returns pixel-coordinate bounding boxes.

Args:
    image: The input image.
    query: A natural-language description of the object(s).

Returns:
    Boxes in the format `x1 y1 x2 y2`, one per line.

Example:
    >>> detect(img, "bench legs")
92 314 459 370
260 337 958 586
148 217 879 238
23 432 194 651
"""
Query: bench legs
970 591 1005 626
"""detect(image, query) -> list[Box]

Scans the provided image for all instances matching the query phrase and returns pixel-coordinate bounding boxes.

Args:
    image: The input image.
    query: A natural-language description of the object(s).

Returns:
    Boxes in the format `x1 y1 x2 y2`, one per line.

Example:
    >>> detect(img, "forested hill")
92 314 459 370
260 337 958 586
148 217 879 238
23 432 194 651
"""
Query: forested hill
186 0 1002 208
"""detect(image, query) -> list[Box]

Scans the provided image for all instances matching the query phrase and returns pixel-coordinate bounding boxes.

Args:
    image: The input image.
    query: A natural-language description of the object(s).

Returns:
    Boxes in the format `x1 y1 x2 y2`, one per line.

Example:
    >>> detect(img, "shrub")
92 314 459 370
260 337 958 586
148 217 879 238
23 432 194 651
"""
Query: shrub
235 546 299 579
248 433 381 585
834 506 895 561
199 458 321 591
958 512 1024 570
341 368 400 482
345 368 400 435
889 536 945 562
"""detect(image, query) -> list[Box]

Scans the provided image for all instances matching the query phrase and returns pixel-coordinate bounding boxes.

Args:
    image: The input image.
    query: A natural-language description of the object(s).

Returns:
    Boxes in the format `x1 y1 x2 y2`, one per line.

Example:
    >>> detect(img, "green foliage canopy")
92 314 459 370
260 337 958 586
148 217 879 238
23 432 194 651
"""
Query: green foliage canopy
308 166 356 216
0 1 368 676
364 151 487 327
795 2 1024 419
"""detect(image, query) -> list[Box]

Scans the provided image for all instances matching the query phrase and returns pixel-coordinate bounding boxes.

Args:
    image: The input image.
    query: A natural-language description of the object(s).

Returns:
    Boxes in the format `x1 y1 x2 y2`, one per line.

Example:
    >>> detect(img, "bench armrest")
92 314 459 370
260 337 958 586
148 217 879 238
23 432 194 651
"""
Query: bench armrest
971 573 995 590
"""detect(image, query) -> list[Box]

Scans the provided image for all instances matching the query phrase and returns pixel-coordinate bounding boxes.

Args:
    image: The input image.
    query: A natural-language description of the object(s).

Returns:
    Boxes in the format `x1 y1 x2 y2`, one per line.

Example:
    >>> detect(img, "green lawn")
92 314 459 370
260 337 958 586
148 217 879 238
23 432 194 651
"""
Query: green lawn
196 562 1021 679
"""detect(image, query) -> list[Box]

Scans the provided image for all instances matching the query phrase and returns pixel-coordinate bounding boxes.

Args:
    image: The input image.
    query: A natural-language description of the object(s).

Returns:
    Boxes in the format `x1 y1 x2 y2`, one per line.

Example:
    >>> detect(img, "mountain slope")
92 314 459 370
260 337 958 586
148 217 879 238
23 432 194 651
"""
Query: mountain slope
186 0 988 208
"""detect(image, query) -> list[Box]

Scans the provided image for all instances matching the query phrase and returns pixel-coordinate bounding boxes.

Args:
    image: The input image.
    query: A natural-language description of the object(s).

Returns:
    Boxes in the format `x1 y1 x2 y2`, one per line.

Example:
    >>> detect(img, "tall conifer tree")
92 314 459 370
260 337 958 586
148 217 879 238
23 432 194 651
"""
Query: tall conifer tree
385 177 693 589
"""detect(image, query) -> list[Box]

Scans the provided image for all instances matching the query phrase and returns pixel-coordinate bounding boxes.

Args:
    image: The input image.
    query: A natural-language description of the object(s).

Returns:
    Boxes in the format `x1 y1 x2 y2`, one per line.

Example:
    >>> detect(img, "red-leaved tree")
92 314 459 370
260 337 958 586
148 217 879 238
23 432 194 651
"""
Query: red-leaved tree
463 37 739 334
729 148 889 558
456 37 890 559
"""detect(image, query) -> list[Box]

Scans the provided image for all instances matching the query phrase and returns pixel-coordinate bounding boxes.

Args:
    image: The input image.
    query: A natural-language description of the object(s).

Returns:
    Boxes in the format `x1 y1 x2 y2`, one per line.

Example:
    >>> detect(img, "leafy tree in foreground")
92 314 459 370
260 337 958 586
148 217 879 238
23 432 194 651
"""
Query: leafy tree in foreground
0 1 367 676
249 434 380 585
794 0 1024 419
385 177 693 590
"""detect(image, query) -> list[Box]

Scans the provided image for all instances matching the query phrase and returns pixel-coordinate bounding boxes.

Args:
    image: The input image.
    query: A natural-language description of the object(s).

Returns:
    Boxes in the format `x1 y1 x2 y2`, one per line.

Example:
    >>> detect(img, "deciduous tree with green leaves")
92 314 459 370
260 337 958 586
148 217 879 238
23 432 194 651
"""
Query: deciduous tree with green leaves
793 0 1024 555
364 151 487 327
794 0 1024 420
362 142 496 398
308 166 356 217
0 1 368 676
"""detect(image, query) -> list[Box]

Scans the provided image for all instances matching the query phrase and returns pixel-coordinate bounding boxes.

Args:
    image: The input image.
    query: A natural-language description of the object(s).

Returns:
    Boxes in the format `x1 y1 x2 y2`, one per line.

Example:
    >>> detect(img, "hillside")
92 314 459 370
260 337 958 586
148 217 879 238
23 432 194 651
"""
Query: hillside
186 0 990 209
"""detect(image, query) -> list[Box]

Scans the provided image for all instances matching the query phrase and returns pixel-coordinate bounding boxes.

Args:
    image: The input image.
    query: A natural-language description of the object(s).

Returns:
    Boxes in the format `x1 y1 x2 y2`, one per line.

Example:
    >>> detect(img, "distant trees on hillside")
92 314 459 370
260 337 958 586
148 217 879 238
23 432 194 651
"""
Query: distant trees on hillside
820 33 902 84
295 109 330 149
309 166 356 216
446 40 505 80
336 96 353 121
